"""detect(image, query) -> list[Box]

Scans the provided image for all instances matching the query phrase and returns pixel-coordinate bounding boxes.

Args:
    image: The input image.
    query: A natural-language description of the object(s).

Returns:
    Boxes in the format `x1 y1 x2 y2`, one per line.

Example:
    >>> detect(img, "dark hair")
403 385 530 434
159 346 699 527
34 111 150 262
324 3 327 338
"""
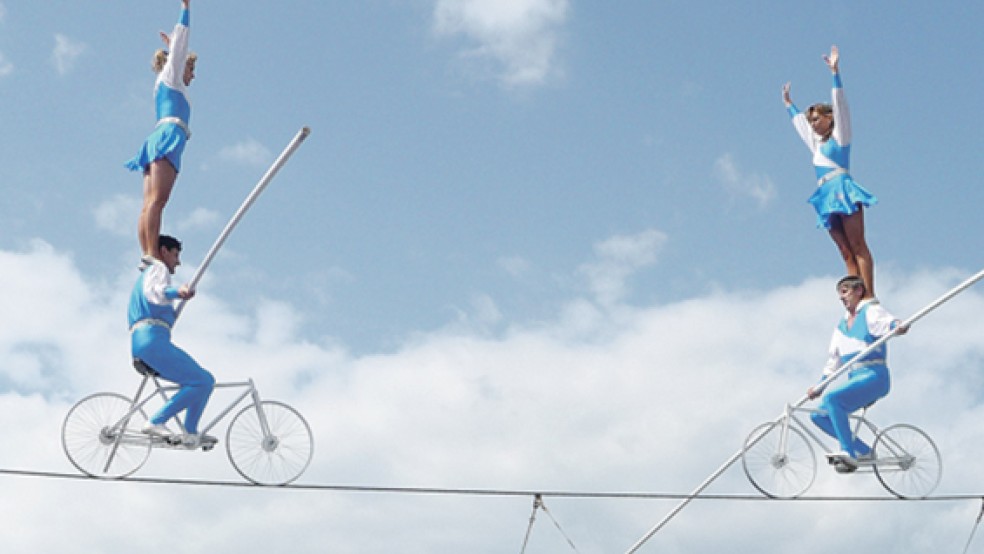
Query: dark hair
159 235 182 252
807 103 833 117
836 275 865 293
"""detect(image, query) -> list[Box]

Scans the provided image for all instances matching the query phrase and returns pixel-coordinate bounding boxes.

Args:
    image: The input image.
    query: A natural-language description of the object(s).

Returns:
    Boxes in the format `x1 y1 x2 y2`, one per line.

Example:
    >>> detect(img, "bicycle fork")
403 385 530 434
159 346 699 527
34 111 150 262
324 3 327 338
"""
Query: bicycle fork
248 382 279 452
195 379 276 449
773 404 796 468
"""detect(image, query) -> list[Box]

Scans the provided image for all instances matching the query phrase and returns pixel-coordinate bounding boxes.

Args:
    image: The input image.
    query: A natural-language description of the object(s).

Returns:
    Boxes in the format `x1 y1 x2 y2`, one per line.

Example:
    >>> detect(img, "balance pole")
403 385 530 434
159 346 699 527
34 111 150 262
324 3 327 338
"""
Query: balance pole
174 126 311 321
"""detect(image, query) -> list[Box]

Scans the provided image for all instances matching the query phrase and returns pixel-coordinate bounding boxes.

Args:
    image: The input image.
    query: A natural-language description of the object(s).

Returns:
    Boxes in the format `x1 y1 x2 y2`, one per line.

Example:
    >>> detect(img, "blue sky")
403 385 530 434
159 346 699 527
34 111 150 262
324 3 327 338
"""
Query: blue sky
2 1 984 552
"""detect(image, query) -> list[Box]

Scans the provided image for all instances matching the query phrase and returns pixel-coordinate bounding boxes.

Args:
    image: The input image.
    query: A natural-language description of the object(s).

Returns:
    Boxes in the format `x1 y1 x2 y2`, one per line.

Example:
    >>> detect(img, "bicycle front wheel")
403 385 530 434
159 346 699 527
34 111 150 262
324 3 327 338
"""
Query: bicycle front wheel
742 421 817 498
61 393 151 478
872 423 941 498
226 400 314 485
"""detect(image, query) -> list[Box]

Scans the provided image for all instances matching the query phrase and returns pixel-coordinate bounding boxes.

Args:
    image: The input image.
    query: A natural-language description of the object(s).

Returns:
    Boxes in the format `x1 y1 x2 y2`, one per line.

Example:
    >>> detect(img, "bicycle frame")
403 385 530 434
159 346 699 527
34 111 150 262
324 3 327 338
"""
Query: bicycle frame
103 374 272 472
775 403 882 468
62 371 314 484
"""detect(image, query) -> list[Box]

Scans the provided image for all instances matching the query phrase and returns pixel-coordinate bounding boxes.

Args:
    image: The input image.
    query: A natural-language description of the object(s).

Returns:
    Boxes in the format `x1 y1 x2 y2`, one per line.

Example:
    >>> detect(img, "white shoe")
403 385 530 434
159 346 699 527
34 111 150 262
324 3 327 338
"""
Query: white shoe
142 422 171 437
181 433 219 448
138 255 154 272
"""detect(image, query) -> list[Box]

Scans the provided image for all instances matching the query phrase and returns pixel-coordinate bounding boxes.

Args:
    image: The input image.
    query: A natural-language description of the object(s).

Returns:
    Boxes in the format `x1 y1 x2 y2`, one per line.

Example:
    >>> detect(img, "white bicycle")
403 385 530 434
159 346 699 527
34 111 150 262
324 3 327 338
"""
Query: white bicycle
741 403 941 499
62 359 314 485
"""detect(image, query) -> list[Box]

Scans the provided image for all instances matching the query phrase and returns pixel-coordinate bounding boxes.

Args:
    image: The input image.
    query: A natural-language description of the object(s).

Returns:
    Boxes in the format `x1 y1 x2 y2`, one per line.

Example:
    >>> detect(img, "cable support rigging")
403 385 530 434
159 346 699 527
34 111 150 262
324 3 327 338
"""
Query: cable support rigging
520 494 580 554
962 498 984 554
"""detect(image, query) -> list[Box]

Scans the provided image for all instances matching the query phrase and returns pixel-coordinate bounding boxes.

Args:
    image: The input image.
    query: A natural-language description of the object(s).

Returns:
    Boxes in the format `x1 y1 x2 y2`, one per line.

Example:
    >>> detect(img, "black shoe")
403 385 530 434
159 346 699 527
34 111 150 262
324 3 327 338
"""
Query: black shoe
829 452 859 473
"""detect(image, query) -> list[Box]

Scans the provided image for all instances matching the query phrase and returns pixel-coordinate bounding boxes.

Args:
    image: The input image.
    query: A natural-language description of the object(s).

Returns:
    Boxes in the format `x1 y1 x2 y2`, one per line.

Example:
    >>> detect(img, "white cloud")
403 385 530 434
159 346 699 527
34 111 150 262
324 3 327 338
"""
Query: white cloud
497 255 531 277
714 152 777 208
217 138 273 167
94 195 219 238
93 194 141 236
51 33 86 76
2 241 984 552
174 206 221 233
433 0 569 87
577 228 667 307
0 52 12 78
446 293 503 334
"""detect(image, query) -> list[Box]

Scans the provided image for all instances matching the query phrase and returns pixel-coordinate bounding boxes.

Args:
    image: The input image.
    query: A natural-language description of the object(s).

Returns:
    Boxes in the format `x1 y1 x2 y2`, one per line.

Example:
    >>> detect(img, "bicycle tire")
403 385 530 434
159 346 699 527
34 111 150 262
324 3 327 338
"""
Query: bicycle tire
226 400 314 485
61 392 152 478
742 421 817 498
872 423 941 498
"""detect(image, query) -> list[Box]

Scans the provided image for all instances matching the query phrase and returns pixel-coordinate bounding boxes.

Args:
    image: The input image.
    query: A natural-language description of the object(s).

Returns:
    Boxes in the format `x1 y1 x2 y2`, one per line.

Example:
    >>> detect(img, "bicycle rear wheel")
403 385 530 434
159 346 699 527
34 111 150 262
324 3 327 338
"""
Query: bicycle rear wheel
61 393 151 478
226 400 313 485
872 423 941 498
742 421 817 498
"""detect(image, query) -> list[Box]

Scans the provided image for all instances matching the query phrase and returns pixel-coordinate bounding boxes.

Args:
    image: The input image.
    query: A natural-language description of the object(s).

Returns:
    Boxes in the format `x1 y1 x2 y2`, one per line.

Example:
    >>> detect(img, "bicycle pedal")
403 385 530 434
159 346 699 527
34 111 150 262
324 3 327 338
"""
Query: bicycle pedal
164 435 184 446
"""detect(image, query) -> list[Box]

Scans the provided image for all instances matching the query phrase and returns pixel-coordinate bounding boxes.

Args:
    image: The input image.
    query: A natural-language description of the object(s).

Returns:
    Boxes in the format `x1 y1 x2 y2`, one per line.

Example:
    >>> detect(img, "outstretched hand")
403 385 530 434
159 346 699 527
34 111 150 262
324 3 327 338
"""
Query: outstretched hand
823 45 839 74
782 82 792 106
159 31 170 49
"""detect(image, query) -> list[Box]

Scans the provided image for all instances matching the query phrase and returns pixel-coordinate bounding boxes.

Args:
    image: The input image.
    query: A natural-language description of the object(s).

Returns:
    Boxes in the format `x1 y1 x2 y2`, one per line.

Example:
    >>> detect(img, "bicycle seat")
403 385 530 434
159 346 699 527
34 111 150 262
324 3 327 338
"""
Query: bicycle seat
851 400 877 416
132 358 160 378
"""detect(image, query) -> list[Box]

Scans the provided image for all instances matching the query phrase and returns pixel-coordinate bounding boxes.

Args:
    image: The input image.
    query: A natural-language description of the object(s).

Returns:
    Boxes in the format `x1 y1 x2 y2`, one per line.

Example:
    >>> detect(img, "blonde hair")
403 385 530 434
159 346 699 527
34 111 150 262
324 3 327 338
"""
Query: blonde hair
151 48 198 74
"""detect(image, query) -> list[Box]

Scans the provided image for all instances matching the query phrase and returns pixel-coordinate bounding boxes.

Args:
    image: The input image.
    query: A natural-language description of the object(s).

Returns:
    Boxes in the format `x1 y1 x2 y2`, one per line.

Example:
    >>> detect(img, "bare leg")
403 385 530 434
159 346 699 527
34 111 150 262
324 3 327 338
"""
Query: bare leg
827 215 861 277
138 159 177 258
840 208 875 299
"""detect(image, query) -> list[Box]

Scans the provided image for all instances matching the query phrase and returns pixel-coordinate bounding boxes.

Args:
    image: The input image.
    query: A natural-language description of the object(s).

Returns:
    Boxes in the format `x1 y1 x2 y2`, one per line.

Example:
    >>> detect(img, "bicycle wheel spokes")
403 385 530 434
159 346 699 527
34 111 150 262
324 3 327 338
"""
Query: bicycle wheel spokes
226 400 313 485
742 421 817 498
872 423 941 498
61 393 151 478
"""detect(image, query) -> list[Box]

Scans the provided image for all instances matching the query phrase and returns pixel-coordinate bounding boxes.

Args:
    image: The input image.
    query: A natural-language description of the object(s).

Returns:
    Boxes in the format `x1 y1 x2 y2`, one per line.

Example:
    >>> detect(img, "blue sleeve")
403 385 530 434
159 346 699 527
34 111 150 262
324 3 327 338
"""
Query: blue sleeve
832 72 842 89
164 287 181 300
787 103 800 118
180 7 190 27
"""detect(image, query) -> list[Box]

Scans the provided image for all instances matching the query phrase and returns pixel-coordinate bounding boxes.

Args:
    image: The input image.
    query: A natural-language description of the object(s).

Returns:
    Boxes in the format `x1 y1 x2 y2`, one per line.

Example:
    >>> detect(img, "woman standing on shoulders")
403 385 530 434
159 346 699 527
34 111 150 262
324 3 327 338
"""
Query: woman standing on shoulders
126 0 196 269
783 45 878 299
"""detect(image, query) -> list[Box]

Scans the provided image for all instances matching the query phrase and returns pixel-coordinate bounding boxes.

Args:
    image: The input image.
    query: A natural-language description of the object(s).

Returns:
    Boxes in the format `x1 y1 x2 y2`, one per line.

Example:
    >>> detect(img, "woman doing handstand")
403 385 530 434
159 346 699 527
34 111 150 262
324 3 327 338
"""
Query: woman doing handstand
126 0 196 268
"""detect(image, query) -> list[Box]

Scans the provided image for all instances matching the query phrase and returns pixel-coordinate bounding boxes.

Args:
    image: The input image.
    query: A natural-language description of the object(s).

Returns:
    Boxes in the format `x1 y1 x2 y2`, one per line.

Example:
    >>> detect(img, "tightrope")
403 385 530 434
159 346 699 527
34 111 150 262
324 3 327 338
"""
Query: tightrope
2 467 983 501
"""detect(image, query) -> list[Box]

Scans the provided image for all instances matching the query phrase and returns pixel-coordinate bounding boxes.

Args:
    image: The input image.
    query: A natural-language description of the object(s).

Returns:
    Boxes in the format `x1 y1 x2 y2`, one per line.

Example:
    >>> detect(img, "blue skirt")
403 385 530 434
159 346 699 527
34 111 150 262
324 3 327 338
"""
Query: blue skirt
807 175 878 230
125 123 187 174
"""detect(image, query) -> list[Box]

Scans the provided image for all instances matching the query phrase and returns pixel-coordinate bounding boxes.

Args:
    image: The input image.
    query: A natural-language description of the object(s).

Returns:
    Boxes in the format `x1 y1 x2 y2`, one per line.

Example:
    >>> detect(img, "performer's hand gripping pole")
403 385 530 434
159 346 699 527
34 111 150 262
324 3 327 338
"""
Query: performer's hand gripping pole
624 266 984 554
174 126 311 321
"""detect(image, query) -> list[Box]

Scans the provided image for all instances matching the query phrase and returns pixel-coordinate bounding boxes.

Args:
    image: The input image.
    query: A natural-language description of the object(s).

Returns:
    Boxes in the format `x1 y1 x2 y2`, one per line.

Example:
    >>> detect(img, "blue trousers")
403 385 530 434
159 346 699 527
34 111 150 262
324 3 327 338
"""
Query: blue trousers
132 326 215 434
811 365 890 458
